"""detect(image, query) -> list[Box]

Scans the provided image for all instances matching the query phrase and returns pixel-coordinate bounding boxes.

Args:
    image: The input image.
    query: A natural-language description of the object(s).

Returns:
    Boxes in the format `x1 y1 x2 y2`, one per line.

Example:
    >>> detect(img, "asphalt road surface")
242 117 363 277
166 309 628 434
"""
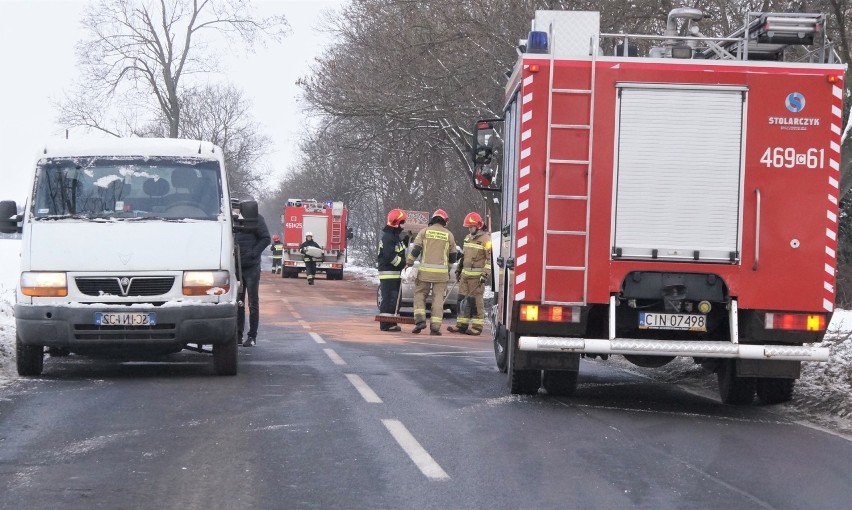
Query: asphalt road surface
1 271 850 509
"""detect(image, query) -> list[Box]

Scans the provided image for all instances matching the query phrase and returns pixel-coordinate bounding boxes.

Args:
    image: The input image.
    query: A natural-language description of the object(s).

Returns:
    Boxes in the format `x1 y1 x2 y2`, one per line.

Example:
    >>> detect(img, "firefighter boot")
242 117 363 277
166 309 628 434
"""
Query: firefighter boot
412 321 426 334
430 326 442 336
465 328 482 336
447 325 468 334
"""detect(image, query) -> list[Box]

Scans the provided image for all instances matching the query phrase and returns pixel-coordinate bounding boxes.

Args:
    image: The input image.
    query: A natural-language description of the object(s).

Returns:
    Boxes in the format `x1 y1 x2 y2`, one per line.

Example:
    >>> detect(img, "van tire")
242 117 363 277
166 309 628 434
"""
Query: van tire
16 334 44 376
213 335 238 376
493 326 508 373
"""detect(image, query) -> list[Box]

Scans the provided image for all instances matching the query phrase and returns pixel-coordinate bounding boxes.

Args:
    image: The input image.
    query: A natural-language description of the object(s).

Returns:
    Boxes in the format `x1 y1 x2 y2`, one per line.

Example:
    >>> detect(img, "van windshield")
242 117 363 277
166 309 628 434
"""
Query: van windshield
31 157 222 220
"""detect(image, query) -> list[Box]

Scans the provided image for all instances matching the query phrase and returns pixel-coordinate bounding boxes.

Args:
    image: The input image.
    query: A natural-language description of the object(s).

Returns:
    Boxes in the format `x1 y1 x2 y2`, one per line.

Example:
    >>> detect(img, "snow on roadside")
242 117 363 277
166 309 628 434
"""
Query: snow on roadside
0 239 850 434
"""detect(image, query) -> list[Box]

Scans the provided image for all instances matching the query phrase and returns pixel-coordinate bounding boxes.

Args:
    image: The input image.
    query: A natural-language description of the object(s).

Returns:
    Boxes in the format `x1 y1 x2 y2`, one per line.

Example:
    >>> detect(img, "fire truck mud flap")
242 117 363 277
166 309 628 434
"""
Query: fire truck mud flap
517 337 829 362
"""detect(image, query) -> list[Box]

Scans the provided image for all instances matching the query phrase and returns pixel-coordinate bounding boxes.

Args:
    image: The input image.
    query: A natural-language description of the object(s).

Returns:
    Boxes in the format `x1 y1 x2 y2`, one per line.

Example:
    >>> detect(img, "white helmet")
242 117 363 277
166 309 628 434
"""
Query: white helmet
305 232 313 237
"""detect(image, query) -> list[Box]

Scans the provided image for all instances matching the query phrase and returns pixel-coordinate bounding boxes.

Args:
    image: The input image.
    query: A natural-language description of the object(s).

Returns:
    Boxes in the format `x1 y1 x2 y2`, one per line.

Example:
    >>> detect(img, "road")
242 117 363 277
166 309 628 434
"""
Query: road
1 271 850 509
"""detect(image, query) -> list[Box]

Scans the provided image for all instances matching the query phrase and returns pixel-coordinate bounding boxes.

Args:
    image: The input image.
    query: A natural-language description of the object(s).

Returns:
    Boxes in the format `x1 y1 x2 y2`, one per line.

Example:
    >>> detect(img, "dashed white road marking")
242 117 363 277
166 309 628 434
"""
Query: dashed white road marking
345 374 383 403
323 348 346 365
309 332 326 344
382 419 449 480
292 312 302 320
298 320 311 330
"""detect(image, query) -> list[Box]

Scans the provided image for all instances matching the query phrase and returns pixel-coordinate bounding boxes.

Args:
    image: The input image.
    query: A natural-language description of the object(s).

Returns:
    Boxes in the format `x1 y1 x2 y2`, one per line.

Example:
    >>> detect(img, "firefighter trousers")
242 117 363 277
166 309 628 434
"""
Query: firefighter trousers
379 278 401 330
454 277 485 332
413 279 447 330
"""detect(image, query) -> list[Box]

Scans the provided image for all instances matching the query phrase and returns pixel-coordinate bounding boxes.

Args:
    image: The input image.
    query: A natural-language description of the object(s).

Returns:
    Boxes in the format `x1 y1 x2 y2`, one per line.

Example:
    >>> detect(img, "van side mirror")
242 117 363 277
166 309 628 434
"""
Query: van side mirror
232 199 259 232
0 200 22 234
347 227 354 240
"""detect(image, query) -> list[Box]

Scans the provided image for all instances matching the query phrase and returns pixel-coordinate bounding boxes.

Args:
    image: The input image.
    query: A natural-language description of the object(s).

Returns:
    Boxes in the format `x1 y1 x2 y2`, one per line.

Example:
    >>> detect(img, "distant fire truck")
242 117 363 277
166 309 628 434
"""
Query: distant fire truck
472 9 845 403
280 199 349 280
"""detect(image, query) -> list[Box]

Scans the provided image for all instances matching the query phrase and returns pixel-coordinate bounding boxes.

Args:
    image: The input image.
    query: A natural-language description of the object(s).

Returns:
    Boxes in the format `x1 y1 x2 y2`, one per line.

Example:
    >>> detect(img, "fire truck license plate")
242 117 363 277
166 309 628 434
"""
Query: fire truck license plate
638 312 706 332
95 312 156 327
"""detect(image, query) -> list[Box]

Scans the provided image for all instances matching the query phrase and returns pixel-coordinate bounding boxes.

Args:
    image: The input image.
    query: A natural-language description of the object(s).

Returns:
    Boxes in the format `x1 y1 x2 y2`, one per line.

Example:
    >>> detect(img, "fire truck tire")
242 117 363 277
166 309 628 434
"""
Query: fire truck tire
716 360 755 405
508 333 540 394
16 333 44 376
493 326 508 373
213 335 238 376
542 370 578 396
756 378 795 404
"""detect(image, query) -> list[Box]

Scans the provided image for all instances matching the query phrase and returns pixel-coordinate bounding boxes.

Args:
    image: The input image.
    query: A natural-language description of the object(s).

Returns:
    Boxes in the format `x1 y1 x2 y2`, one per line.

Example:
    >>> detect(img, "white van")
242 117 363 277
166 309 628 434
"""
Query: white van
0 138 251 376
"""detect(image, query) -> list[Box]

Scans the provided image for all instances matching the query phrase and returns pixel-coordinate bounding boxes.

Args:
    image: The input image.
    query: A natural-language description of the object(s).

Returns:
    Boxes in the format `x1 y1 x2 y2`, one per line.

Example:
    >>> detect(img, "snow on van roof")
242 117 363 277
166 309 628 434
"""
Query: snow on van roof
38 137 222 160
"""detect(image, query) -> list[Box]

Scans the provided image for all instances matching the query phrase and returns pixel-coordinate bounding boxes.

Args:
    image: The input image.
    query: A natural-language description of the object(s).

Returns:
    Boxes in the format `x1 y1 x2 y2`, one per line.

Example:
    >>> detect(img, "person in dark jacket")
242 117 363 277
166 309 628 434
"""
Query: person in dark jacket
299 232 322 285
235 213 271 347
377 209 408 331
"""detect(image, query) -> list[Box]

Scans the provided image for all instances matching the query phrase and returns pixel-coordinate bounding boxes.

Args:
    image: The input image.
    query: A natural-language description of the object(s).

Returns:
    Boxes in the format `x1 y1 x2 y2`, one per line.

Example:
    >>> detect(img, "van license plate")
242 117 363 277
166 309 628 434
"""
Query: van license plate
638 312 706 332
95 312 156 326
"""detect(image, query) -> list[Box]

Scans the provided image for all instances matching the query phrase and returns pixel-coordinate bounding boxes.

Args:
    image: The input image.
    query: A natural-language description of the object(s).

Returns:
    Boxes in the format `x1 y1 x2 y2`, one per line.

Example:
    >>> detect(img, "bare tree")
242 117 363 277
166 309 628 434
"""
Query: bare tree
58 0 288 138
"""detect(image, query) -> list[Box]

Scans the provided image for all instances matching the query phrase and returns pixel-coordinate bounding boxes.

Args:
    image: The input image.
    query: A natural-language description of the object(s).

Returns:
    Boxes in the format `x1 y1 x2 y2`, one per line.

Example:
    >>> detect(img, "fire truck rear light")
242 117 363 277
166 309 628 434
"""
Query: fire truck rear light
520 304 580 323
529 64 540 73
764 313 825 331
284 261 295 266
827 75 838 83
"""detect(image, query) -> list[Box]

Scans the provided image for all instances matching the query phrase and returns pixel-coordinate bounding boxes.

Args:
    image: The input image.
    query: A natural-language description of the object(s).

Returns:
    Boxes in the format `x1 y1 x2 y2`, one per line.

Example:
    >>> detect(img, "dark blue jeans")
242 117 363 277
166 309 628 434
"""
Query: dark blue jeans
237 264 260 339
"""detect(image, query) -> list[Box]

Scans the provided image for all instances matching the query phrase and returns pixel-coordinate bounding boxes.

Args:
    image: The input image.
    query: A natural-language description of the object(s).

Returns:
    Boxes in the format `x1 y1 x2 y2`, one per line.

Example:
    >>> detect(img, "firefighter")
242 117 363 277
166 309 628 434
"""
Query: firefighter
300 232 321 285
270 234 284 274
377 209 408 332
448 212 492 336
406 209 457 335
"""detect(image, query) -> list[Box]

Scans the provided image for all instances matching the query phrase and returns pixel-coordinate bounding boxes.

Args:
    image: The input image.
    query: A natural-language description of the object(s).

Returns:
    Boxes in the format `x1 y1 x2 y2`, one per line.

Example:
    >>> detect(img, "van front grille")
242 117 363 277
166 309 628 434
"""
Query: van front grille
75 277 175 297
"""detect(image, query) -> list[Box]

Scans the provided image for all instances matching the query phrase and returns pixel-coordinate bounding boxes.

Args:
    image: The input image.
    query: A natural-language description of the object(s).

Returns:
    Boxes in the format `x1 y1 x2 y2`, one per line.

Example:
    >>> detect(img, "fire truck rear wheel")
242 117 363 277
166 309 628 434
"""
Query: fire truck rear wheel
507 333 540 395
756 378 795 404
716 359 755 405
542 370 578 396
494 326 508 373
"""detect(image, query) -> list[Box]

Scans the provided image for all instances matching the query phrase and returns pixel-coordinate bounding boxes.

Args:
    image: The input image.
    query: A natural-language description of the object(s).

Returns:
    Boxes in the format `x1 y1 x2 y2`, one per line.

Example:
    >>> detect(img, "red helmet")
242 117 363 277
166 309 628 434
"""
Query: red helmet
272 234 280 242
431 209 449 222
386 208 407 227
463 212 484 229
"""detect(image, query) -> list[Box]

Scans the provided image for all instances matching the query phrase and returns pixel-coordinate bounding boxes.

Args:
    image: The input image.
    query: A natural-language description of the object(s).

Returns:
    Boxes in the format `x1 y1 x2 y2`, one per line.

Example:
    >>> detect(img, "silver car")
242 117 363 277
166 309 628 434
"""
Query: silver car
376 243 460 317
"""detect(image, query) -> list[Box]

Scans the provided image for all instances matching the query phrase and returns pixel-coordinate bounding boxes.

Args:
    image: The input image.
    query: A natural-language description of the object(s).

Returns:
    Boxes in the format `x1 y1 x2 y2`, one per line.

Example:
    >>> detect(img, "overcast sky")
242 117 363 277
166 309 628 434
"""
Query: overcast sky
0 0 346 204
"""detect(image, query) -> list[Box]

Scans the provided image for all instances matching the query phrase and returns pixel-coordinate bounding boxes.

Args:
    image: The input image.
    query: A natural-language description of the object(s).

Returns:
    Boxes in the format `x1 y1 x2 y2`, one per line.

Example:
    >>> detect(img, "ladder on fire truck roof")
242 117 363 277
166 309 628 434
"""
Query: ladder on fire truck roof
540 25 598 306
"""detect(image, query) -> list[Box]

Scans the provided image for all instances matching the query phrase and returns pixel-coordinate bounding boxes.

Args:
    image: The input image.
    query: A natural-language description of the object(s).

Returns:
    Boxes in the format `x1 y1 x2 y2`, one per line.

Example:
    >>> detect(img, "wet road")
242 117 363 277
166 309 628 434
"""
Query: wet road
1 271 850 509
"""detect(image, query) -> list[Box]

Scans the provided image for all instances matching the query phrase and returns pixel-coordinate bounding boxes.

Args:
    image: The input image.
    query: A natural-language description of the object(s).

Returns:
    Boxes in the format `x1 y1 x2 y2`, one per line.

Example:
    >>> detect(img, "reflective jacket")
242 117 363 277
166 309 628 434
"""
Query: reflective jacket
407 223 457 283
457 230 492 280
270 241 284 259
377 225 406 279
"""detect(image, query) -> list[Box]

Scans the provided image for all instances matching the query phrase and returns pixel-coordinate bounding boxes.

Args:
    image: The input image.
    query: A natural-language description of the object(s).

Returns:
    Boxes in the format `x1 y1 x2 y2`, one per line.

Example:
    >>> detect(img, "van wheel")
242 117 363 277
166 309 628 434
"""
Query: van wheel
213 335 238 376
756 378 795 404
16 334 44 376
542 370 579 396
717 360 755 405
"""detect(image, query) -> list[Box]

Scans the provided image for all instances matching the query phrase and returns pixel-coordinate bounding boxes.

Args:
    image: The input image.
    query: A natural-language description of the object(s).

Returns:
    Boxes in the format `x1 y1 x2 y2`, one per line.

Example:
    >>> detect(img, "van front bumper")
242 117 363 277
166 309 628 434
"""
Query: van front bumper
15 303 238 348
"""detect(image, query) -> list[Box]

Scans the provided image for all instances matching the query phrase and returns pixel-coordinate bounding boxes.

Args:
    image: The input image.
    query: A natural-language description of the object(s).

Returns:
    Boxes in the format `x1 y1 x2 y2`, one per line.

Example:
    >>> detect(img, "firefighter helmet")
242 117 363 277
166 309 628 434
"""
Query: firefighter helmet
431 209 449 223
272 234 280 242
305 232 313 238
463 212 484 229
387 208 407 227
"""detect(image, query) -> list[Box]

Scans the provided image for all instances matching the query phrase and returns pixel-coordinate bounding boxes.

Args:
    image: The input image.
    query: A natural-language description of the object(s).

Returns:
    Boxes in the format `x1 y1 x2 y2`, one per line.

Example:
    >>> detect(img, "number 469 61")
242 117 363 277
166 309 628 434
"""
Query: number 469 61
760 147 825 169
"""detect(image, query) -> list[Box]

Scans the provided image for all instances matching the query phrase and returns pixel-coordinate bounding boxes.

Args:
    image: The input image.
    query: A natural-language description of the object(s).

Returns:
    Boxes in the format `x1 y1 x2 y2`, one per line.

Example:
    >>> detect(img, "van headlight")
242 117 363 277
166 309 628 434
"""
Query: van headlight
183 271 230 296
21 272 68 297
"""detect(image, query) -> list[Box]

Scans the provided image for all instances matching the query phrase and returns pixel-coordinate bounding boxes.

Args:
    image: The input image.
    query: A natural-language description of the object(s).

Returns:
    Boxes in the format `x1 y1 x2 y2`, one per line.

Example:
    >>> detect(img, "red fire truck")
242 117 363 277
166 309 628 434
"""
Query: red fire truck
280 199 349 280
473 9 846 403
